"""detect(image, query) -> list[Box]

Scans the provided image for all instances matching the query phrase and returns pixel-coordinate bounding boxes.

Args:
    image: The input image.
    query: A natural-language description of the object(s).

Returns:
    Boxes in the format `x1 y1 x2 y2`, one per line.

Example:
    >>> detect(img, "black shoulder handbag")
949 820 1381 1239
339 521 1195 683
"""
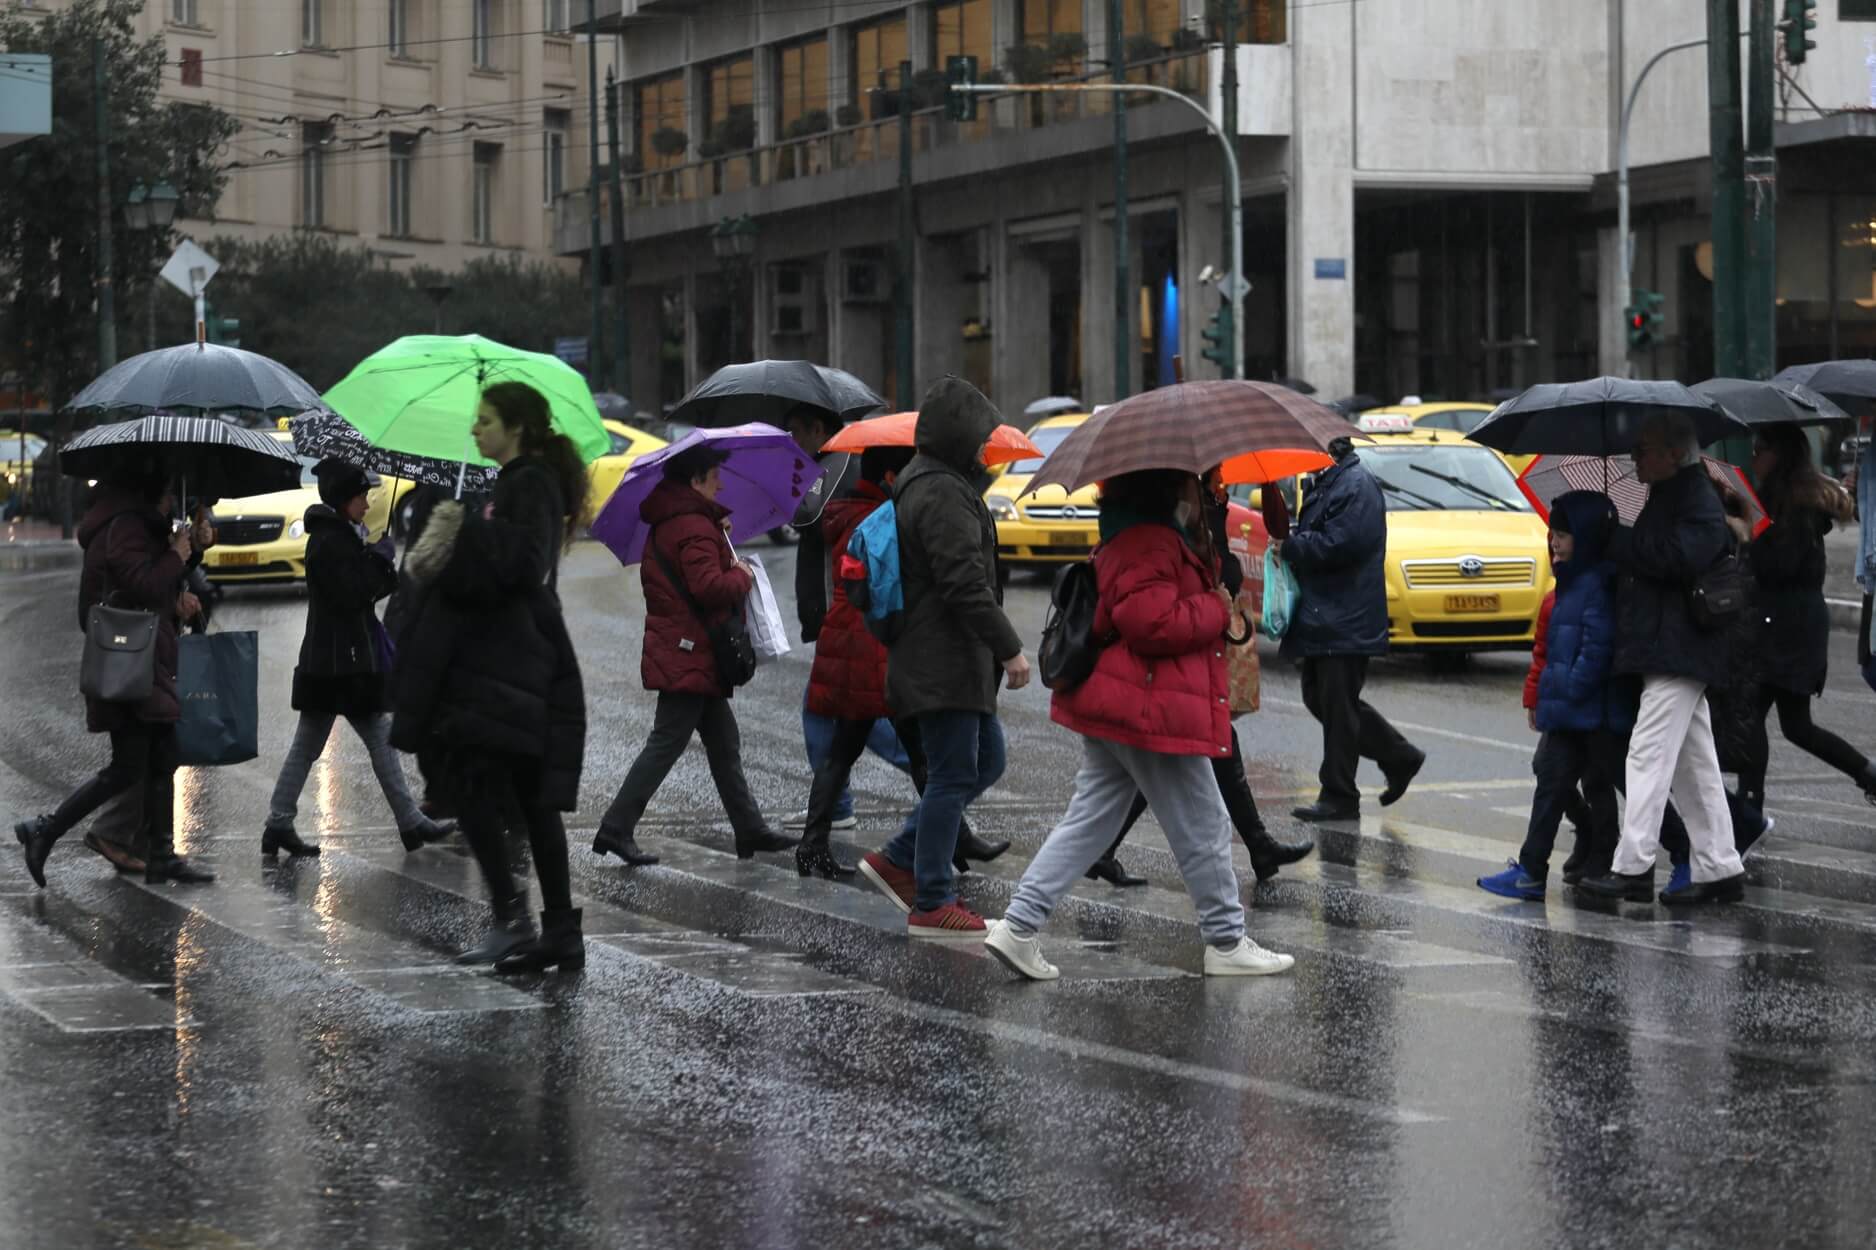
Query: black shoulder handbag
1688 543 1749 632
79 516 160 703
1039 558 1104 692
653 541 758 690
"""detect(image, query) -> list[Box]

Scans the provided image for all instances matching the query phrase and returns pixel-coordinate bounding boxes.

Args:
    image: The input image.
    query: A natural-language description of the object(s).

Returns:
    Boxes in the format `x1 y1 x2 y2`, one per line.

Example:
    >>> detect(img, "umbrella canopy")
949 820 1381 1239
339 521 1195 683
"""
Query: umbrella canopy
66 343 325 417
288 409 499 493
671 360 885 429
820 410 1043 466
1468 377 1743 456
1516 453 1768 536
589 423 820 565
1691 377 1852 427
322 334 610 469
1273 376 1317 395
1020 380 1351 497
60 413 301 499
1771 360 1876 418
1330 394 1380 417
1023 395 1084 421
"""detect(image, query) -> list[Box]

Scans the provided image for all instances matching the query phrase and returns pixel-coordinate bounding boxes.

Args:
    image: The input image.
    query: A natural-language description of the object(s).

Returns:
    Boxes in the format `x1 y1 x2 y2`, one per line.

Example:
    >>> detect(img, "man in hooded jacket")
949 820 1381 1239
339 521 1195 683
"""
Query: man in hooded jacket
858 378 1030 937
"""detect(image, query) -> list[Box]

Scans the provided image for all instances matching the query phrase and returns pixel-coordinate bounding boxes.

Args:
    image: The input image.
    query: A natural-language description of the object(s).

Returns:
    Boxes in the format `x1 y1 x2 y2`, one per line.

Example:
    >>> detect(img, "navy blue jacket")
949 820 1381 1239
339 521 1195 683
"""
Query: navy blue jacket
1535 493 1636 733
1279 451 1389 659
1608 461 1732 689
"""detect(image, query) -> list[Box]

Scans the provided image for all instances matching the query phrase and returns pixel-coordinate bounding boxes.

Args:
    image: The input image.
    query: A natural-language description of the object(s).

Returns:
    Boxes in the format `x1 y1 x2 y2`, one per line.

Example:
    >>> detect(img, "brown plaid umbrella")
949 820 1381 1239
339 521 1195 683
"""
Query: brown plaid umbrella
1019 380 1352 496
1517 453 1769 536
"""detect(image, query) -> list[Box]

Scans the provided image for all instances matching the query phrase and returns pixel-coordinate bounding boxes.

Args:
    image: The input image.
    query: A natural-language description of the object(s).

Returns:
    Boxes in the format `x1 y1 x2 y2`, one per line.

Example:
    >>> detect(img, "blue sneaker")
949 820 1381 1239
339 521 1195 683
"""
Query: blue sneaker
1478 860 1546 901
1666 861 1692 894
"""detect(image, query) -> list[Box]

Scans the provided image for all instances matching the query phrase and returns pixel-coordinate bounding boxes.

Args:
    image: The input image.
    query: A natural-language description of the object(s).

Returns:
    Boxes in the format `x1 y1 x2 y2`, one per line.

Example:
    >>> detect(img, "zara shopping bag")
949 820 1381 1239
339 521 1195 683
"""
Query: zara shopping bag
175 630 261 766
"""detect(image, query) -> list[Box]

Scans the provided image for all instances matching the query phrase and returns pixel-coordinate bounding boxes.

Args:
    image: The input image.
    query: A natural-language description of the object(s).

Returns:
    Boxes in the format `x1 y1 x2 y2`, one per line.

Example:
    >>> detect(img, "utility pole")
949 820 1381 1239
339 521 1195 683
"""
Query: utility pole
895 60 915 411
606 68 631 400
1743 0 1778 380
1219 0 1238 378
1110 0 1129 400
1707 0 1745 380
585 0 607 391
92 39 116 378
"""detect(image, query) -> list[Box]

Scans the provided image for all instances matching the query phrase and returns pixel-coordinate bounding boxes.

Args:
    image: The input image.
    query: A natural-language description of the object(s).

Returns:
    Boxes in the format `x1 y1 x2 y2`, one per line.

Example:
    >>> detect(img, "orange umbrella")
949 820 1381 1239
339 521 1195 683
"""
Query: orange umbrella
1215 446 1335 485
821 411 1043 466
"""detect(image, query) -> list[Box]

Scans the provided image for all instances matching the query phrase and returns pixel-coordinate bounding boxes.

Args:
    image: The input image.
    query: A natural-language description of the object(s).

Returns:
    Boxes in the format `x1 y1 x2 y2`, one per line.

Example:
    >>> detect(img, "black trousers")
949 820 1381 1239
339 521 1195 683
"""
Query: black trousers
1738 686 1870 806
1519 729 1620 876
603 693 765 840
800 715 976 852
1108 725 1266 859
48 724 177 859
452 753 571 913
1299 655 1420 806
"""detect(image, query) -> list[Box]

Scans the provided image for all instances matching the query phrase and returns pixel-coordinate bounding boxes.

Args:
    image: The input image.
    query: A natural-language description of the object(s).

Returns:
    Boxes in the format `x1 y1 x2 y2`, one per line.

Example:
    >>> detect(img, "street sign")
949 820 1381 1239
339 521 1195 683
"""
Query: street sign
160 240 220 298
1217 272 1252 300
1313 258 1347 281
553 336 589 366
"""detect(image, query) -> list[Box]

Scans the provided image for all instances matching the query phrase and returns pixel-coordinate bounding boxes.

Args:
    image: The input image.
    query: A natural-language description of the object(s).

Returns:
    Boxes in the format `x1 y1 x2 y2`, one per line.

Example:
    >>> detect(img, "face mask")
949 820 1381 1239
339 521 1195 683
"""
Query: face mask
1174 500 1195 529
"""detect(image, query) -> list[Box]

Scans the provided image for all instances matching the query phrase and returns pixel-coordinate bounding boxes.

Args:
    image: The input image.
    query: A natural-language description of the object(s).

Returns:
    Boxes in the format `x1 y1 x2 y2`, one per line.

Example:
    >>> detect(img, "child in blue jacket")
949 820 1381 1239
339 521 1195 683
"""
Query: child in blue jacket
1480 491 1632 900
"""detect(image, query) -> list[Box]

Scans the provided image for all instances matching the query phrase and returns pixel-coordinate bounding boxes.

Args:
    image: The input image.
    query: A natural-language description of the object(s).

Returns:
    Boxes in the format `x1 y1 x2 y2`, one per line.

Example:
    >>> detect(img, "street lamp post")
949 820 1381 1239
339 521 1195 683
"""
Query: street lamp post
424 283 454 335
710 215 757 366
123 180 180 351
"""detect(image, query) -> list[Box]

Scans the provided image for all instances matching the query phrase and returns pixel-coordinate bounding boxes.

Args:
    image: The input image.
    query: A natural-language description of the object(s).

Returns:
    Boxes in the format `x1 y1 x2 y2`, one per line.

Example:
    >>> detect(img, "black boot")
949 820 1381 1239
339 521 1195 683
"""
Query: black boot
952 825 1012 874
493 908 585 973
14 816 58 889
1240 825 1313 882
145 854 216 885
735 826 797 859
456 893 536 964
1859 761 1876 808
796 843 855 879
261 825 321 858
592 824 658 866
398 817 457 853
1086 857 1147 888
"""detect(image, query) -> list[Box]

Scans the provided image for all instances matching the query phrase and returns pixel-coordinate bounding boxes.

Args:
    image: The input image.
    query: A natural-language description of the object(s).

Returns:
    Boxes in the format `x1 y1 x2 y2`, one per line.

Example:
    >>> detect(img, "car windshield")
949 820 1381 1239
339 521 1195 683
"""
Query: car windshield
1361 445 1529 512
3 434 45 460
296 456 320 487
1006 423 1077 474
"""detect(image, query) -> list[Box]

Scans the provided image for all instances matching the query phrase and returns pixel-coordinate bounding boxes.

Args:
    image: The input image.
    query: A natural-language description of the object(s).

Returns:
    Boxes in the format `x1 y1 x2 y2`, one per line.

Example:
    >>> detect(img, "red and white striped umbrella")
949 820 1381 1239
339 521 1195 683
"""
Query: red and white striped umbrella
1517 454 1769 536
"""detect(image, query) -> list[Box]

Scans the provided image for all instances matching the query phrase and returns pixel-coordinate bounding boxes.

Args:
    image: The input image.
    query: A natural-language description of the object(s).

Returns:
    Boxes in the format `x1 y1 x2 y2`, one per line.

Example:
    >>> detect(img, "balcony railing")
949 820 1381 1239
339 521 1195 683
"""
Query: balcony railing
607 50 1212 213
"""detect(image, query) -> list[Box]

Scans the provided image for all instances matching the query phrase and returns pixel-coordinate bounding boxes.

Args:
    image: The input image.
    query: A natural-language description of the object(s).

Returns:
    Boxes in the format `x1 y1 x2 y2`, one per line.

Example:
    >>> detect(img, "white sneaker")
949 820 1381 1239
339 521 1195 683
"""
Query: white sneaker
984 919 1059 981
783 811 858 831
1203 937 1294 977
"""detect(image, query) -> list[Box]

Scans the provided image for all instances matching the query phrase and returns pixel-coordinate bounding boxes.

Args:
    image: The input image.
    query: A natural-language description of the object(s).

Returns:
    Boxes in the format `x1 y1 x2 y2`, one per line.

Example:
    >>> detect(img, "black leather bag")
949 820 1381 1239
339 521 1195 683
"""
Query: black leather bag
81 601 158 703
1039 559 1104 692
1688 548 1749 632
653 543 758 691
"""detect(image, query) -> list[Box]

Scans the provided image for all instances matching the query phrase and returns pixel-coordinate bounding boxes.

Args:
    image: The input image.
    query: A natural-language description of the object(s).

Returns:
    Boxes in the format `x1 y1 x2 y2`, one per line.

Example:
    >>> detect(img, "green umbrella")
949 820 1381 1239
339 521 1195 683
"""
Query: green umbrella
322 334 610 476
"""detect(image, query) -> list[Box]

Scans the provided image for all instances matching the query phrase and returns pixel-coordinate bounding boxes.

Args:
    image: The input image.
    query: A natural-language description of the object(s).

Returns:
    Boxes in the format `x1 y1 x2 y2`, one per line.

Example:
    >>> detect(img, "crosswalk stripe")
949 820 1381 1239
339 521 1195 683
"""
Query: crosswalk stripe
0 904 186 1033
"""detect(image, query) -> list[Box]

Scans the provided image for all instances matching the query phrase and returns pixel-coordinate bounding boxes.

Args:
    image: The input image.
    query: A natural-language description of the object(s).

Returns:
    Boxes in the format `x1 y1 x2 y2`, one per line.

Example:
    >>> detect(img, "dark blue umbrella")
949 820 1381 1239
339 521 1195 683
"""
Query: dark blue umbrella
1468 377 1744 456
66 343 326 417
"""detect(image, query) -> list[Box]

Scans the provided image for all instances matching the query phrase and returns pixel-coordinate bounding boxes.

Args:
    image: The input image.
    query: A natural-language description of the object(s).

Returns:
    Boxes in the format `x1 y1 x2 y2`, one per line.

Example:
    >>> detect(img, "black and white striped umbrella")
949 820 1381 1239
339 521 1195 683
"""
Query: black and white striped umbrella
60 414 301 499
66 342 325 417
288 409 498 493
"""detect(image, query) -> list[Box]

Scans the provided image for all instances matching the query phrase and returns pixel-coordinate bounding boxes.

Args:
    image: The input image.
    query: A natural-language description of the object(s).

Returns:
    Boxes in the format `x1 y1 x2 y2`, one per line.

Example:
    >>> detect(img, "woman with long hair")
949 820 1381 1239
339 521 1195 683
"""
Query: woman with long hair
1740 424 1874 807
391 381 591 971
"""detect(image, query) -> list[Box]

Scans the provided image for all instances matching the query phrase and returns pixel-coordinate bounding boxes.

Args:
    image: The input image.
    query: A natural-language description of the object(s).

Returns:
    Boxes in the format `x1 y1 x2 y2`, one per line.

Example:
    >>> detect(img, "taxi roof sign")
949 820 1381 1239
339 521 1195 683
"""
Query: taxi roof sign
1356 412 1416 434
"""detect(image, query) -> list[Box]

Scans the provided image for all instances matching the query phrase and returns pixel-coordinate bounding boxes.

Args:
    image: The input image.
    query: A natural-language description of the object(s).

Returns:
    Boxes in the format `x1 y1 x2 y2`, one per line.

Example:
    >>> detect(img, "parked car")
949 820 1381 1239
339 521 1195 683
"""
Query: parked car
202 431 396 584
982 411 1100 573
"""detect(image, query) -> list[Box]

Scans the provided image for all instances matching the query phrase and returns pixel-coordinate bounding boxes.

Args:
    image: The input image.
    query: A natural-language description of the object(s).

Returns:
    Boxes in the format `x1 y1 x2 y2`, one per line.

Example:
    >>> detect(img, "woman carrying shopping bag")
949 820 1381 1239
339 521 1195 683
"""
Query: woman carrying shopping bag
259 460 456 857
591 444 795 866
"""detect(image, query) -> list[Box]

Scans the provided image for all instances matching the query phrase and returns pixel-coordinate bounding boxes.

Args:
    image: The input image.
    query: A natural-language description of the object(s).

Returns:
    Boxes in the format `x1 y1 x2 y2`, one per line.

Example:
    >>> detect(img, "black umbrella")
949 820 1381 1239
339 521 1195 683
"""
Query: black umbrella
673 360 885 428
1330 393 1381 417
1273 376 1317 395
1771 360 1876 418
1468 377 1744 456
66 343 326 417
60 413 301 499
1691 377 1852 427
288 409 499 493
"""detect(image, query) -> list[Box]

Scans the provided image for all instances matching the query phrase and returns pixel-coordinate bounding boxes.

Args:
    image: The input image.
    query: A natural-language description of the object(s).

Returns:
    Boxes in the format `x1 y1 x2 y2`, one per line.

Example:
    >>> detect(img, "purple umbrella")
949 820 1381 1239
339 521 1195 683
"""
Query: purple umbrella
590 423 821 566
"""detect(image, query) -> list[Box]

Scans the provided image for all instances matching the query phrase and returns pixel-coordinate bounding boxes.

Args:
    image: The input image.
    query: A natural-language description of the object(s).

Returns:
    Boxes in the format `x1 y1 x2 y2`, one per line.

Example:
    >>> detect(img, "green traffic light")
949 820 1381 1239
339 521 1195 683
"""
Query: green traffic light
1782 0 1817 64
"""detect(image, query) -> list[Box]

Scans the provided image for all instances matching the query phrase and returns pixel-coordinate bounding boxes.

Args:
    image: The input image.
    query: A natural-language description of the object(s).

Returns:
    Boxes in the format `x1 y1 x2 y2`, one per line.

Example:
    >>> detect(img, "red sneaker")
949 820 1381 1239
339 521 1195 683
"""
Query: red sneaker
859 852 917 914
907 900 986 940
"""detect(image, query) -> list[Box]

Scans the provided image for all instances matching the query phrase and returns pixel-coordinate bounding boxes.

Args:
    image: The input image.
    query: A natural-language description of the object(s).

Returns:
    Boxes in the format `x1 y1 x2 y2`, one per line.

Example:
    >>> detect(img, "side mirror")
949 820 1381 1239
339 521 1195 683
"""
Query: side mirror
1247 487 1263 510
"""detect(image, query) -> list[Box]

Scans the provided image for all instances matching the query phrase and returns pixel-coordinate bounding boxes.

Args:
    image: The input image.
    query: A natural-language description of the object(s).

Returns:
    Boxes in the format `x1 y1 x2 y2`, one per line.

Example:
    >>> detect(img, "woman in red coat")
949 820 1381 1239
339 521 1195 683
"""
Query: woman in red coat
592 445 795 865
983 469 1295 981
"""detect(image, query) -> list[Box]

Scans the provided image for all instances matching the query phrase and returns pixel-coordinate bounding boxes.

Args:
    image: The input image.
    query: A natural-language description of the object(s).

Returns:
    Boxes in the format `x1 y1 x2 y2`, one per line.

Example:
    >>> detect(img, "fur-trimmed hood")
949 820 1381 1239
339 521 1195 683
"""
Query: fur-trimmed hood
405 499 464 585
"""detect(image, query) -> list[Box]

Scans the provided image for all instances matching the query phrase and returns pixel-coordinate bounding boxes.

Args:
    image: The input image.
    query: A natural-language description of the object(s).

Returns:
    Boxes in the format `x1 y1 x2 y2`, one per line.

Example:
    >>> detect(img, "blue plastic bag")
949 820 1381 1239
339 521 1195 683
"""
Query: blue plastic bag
175 630 260 767
1261 548 1298 641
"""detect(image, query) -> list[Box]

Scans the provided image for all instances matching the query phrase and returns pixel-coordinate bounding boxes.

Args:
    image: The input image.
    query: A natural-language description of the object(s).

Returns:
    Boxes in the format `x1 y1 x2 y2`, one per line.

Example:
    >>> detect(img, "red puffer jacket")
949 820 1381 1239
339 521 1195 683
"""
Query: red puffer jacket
639 479 754 698
1051 521 1233 757
806 481 892 721
1522 591 1556 711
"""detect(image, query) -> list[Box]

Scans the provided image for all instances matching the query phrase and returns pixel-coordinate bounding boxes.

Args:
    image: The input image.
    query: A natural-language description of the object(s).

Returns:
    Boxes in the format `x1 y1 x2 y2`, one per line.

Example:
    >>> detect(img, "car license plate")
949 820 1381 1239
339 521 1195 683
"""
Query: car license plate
1045 531 1083 545
1444 593 1499 613
218 551 259 567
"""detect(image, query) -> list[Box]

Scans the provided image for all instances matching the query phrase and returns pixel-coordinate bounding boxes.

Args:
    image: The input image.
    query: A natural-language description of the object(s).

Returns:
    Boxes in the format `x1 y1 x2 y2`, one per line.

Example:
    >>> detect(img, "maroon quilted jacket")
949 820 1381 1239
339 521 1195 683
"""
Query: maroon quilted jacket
638 480 754 698
806 481 892 722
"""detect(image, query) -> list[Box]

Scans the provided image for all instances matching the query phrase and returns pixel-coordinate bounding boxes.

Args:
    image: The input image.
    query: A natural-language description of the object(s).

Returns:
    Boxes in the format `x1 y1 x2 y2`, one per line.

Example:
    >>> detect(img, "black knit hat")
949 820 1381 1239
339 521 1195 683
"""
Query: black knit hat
313 459 370 508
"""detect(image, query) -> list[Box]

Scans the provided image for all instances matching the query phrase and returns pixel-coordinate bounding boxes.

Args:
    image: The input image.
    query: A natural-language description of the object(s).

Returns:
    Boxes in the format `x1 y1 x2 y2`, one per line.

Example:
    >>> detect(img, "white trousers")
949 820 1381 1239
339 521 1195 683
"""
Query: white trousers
1612 675 1744 883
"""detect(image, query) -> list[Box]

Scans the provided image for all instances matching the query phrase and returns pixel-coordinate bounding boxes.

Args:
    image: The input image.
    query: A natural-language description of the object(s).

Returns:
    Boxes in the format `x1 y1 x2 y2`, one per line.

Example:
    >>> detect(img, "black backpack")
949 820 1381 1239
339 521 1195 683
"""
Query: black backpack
1039 559 1103 692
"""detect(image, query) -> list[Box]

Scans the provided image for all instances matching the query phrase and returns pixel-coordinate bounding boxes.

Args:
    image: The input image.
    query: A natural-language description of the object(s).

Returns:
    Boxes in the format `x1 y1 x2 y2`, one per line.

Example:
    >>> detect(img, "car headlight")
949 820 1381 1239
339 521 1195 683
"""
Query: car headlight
986 495 1017 521
287 520 305 540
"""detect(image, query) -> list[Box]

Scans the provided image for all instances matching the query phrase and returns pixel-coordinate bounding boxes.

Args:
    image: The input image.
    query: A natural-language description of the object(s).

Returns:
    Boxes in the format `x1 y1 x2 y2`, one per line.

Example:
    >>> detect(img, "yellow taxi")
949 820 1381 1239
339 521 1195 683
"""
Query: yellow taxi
202 431 395 584
585 419 667 524
1231 423 1552 652
1356 401 1533 474
983 411 1101 570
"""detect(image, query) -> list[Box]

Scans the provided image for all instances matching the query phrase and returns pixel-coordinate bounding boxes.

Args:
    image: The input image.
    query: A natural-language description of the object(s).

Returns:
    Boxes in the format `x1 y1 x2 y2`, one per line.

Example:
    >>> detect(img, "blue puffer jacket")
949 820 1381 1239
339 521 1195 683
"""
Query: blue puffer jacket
1279 451 1389 659
1535 492 1637 734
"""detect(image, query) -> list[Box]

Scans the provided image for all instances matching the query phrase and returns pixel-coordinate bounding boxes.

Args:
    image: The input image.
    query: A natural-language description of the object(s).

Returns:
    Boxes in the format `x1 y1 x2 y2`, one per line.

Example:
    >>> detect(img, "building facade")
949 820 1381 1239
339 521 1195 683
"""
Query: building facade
558 0 1876 419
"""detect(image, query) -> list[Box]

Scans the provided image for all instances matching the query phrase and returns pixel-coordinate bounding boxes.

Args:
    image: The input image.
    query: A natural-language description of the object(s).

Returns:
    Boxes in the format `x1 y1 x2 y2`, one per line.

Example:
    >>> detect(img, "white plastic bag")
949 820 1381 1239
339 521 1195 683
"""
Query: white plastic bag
741 552 791 660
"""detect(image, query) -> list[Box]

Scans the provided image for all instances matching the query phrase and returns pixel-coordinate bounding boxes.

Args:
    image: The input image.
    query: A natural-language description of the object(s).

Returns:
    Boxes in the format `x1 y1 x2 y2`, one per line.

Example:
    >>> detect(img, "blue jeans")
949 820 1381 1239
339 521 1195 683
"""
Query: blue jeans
883 711 1006 910
803 699 911 819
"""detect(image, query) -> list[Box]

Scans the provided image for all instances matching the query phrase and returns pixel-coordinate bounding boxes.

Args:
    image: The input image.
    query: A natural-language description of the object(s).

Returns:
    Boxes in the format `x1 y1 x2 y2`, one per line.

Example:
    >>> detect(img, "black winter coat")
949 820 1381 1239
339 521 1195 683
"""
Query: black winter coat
886 379 1024 718
389 457 587 811
1279 451 1389 659
1609 461 1731 689
293 505 398 717
1748 477 1855 697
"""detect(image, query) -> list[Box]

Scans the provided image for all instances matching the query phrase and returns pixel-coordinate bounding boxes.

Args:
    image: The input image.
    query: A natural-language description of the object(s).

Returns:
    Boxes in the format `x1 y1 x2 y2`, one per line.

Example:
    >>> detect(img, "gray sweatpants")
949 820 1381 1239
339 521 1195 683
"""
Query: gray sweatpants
267 711 423 833
1004 736 1246 945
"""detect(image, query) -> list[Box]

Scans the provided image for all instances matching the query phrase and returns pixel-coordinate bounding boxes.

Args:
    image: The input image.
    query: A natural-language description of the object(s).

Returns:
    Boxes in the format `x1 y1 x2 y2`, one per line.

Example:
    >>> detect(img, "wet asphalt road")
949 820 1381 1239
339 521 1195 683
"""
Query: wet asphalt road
4 539 1876 1250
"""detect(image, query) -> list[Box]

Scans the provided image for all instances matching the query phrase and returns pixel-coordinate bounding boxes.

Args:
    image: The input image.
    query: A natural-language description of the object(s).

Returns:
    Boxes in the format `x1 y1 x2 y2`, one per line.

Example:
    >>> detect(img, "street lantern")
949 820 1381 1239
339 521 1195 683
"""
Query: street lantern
711 214 757 262
146 181 180 229
123 184 151 232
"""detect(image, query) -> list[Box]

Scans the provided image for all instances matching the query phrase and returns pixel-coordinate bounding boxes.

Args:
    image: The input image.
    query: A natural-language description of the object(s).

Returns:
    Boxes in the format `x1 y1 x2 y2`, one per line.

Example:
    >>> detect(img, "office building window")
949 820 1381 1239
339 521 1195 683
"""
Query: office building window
301 0 322 48
170 0 198 25
1019 0 1082 44
932 0 992 66
850 14 908 111
545 0 573 32
180 48 204 87
543 108 568 200
388 0 409 56
1123 0 1181 51
703 55 755 152
636 74 687 170
301 122 329 228
473 0 495 68
473 144 498 243
1845 0 1876 17
389 134 415 236
1216 0 1286 43
777 36 830 135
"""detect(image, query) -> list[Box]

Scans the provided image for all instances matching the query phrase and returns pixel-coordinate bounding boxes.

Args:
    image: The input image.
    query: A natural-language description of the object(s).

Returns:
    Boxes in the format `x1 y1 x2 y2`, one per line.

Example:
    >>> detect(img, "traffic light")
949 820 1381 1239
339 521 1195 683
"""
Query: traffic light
203 303 241 347
944 55 978 122
1782 0 1817 65
1625 289 1663 351
1199 302 1235 370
